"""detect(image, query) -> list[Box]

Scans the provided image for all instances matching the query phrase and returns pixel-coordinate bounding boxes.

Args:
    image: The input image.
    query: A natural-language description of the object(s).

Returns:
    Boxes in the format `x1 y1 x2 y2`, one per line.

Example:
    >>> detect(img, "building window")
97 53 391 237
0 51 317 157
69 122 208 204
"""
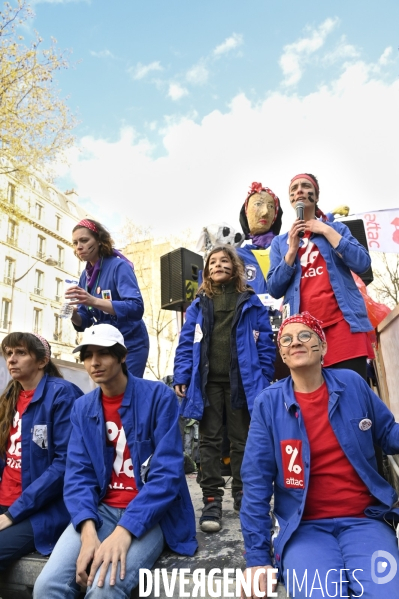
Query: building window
4 257 14 285
7 183 15 205
1 299 11 330
7 219 17 246
67 201 78 216
54 314 62 341
34 270 43 296
33 308 42 334
57 246 64 268
37 235 46 259
48 188 59 204
55 278 63 302
35 203 43 220
55 215 61 232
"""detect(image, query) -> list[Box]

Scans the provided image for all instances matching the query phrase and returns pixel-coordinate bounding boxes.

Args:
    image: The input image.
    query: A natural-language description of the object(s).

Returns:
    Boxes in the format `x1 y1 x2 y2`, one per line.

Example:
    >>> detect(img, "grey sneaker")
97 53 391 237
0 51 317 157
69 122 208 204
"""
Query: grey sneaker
199 497 222 532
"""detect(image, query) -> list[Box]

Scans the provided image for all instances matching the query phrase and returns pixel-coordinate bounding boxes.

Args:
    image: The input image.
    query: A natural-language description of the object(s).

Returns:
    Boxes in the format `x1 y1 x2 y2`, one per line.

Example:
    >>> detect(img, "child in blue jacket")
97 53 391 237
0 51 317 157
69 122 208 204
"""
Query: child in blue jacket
173 245 275 533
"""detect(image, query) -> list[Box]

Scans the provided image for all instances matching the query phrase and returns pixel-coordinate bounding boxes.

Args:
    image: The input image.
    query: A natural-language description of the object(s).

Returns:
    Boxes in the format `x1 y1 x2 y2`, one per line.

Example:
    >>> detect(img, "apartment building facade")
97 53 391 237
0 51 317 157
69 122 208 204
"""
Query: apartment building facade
0 163 89 361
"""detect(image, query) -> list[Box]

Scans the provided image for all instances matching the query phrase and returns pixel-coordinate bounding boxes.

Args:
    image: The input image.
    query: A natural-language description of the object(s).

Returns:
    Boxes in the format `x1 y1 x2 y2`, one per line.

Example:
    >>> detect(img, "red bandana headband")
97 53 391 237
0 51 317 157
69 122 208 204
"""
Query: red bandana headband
245 182 280 226
32 333 51 360
277 311 326 345
289 174 319 197
76 219 98 234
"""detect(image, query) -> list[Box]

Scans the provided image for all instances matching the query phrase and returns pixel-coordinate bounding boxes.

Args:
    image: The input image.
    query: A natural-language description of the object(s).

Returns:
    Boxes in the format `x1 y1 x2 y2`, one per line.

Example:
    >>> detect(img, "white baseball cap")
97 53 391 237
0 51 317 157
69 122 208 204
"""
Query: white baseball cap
73 324 126 353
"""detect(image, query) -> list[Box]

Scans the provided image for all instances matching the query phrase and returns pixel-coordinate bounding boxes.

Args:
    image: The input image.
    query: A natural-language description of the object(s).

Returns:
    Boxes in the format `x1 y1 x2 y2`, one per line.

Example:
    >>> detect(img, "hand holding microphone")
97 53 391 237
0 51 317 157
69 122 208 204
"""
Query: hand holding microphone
296 201 306 238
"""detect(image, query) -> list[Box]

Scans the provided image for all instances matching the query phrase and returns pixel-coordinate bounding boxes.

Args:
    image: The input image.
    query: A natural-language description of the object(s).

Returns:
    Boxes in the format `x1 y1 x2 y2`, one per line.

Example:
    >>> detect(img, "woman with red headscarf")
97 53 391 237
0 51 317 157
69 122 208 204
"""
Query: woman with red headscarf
267 173 373 379
67 219 149 378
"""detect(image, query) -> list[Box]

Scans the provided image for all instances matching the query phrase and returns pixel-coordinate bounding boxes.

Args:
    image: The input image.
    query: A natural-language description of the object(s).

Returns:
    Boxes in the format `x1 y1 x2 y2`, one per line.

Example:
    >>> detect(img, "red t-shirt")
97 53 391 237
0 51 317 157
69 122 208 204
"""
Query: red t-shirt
102 392 138 509
298 232 374 366
298 232 342 327
0 389 35 507
295 382 376 520
322 319 374 367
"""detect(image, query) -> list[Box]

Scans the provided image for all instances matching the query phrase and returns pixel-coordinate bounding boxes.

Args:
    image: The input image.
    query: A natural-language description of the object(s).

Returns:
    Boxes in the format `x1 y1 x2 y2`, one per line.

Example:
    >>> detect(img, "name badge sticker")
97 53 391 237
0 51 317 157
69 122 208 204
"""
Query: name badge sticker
194 324 203 343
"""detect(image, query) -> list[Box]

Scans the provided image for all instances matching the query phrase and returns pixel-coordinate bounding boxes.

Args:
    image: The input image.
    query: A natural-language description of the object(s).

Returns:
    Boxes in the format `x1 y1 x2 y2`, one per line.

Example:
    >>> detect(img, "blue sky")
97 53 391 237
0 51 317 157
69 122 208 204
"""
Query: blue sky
25 0 399 241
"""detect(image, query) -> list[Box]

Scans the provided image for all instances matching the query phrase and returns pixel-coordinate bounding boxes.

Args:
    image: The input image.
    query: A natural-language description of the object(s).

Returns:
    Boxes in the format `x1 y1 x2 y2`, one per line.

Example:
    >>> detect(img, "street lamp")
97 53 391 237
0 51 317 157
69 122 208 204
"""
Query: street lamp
8 255 58 333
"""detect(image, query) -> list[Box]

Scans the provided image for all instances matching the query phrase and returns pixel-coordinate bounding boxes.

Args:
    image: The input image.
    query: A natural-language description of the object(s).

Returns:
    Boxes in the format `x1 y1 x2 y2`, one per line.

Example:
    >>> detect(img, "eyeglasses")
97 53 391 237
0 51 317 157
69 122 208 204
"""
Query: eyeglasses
279 330 316 347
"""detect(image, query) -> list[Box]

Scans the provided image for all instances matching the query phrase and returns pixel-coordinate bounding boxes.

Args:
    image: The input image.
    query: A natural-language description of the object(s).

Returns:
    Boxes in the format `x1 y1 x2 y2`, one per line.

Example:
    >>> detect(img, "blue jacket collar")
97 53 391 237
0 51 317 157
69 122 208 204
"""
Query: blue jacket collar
85 372 135 417
31 373 48 404
277 367 347 411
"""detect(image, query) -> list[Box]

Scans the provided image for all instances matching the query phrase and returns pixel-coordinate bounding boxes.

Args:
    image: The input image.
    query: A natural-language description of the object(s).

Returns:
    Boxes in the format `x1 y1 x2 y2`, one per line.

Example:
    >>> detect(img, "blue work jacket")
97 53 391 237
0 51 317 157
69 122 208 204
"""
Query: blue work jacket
267 221 373 332
240 368 399 572
173 292 276 419
1 375 82 555
74 256 149 377
64 374 198 556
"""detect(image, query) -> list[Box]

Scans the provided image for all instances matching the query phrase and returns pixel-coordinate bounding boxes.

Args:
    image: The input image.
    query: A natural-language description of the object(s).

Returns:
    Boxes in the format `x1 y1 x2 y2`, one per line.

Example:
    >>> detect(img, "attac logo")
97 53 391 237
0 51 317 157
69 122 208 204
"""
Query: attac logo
281 439 305 488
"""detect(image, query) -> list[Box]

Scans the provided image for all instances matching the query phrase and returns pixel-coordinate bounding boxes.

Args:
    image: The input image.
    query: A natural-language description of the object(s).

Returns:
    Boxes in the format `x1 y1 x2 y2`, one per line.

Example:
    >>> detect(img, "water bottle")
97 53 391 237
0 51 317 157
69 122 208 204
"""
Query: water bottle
60 279 79 319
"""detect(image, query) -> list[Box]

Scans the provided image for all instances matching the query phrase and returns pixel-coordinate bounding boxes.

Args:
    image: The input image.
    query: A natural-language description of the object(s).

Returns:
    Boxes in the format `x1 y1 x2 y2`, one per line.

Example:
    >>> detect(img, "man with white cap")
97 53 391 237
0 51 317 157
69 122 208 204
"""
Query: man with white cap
34 323 197 599
240 312 399 599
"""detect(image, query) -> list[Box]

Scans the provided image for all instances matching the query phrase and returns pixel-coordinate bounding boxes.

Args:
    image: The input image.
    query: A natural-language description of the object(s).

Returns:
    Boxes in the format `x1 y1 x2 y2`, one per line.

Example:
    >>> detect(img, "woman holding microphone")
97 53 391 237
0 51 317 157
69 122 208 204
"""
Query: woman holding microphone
67 219 149 378
267 173 373 378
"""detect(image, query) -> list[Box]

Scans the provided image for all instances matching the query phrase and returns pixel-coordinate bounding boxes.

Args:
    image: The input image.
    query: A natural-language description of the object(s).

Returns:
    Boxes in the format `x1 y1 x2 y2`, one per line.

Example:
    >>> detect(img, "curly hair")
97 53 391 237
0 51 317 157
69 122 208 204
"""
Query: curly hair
199 245 248 298
0 333 63 457
72 219 114 260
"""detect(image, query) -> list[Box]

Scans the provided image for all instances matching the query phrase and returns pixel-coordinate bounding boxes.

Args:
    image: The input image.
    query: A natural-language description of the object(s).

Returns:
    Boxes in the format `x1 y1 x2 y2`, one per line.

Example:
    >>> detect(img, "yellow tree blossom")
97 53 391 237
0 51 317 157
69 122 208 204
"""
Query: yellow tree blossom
0 0 76 177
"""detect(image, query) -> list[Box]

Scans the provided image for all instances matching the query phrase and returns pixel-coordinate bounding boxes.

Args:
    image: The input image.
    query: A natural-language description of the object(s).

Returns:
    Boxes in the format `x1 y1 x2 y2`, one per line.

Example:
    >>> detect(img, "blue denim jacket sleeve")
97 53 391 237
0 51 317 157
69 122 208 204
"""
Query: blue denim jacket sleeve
173 300 200 387
240 393 276 567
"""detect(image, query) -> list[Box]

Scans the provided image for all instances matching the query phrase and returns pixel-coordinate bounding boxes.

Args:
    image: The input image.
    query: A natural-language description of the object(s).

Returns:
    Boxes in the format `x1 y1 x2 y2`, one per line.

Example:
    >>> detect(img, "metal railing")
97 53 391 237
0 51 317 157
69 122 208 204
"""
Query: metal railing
33 287 43 296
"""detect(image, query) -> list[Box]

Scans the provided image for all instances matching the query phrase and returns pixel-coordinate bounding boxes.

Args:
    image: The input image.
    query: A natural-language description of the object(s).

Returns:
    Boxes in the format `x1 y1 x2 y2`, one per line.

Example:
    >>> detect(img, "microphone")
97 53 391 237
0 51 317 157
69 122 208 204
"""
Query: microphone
296 202 305 238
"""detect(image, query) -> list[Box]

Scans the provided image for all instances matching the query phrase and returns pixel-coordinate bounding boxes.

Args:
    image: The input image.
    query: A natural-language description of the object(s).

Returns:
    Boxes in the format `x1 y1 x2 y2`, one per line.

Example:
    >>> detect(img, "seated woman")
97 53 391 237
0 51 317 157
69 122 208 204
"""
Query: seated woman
0 332 82 568
267 173 374 379
240 312 399 599
68 219 149 377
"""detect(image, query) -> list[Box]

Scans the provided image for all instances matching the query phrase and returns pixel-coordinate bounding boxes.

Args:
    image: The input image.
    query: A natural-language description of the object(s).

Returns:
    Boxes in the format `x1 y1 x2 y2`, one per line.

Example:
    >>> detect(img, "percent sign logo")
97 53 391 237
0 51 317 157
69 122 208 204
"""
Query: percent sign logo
286 443 302 474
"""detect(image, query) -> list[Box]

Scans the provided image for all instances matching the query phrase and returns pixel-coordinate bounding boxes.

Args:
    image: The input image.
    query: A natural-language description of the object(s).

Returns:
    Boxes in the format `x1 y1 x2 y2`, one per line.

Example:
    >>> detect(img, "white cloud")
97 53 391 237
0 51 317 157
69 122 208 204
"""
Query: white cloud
90 49 115 59
61 56 399 241
213 33 243 57
129 61 163 80
280 17 339 86
323 37 360 64
379 47 393 65
186 63 209 85
167 83 189 101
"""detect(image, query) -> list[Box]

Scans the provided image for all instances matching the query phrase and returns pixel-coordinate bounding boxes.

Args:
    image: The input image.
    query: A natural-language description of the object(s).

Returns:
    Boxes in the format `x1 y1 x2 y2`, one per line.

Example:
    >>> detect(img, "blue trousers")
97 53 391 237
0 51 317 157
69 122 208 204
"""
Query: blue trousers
282 517 399 598
33 503 164 599
0 505 36 570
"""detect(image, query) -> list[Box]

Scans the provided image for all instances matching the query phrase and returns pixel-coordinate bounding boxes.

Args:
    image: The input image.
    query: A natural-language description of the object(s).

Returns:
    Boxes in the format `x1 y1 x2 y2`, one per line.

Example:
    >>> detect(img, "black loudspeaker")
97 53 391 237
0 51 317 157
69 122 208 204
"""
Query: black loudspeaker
342 219 373 286
161 248 204 311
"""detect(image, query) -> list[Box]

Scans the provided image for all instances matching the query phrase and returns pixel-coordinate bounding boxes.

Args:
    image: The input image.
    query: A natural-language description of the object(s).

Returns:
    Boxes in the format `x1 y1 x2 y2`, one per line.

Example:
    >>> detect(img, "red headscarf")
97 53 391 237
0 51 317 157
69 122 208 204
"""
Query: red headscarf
76 219 98 233
289 174 319 197
277 311 326 346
